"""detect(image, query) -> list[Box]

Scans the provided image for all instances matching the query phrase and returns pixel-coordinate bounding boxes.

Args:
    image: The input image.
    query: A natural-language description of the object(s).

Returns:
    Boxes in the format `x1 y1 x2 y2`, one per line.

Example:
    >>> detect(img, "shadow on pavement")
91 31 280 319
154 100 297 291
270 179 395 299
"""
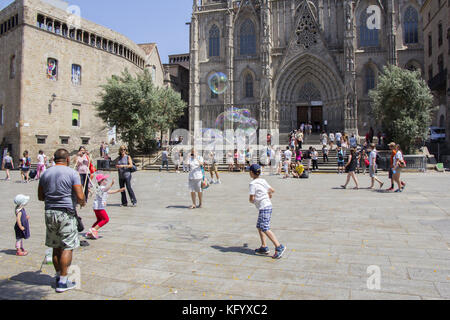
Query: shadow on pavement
211 245 256 256
166 205 191 209
0 271 52 300
0 249 18 256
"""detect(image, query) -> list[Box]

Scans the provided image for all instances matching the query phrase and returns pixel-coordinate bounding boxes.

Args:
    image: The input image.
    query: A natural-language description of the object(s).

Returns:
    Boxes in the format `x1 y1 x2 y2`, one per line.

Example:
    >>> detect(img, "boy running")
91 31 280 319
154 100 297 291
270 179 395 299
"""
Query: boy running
249 164 286 259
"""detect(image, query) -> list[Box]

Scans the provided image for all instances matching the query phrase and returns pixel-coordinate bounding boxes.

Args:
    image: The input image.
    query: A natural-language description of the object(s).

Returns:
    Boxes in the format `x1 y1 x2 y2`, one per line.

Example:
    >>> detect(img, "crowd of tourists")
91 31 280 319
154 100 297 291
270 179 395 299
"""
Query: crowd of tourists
4 125 408 294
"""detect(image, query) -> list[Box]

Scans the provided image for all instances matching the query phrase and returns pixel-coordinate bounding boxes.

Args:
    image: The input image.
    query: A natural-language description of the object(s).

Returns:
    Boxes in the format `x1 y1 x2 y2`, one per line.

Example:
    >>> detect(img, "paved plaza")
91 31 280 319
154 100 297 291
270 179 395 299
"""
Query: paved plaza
0 170 449 300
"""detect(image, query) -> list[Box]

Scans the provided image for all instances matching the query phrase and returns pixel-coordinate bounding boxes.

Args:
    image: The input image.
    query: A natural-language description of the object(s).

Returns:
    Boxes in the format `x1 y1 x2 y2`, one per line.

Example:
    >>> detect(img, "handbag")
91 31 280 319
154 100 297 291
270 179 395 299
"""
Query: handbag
201 166 209 190
364 159 370 167
129 161 138 173
75 212 84 233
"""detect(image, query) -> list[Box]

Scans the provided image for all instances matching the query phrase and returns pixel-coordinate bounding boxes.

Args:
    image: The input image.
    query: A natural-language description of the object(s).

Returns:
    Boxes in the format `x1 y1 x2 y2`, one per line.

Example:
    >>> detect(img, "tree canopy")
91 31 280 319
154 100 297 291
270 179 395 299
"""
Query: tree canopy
369 65 435 153
96 69 186 153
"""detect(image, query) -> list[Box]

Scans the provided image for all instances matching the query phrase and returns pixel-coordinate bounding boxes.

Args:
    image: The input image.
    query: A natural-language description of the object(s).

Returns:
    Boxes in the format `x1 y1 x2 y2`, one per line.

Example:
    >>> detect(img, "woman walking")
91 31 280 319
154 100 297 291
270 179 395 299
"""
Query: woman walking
2 152 14 181
368 144 384 189
20 151 31 183
36 150 47 180
341 148 359 189
75 146 90 201
116 146 137 207
188 149 204 209
392 144 406 193
227 151 234 172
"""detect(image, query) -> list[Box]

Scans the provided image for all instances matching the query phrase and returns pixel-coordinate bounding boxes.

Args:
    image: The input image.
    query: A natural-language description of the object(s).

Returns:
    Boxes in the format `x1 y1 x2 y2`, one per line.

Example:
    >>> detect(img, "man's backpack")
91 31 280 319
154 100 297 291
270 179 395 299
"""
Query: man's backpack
300 172 309 179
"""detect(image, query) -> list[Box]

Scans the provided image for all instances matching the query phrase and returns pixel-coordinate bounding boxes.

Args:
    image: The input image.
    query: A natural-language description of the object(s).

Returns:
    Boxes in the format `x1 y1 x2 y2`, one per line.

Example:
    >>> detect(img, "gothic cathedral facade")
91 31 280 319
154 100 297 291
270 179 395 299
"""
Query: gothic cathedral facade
189 0 425 137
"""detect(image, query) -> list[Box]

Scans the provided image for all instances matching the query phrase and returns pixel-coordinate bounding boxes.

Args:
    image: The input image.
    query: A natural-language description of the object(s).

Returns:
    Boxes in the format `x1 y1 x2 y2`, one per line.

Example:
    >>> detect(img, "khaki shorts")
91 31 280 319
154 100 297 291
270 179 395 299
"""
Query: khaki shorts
45 209 79 251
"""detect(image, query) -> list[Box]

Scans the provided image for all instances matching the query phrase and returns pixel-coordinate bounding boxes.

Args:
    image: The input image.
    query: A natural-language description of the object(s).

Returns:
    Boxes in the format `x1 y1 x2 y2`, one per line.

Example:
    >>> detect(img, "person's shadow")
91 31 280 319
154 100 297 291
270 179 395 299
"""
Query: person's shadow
211 245 255 256
0 249 18 255
166 205 191 209
0 271 54 299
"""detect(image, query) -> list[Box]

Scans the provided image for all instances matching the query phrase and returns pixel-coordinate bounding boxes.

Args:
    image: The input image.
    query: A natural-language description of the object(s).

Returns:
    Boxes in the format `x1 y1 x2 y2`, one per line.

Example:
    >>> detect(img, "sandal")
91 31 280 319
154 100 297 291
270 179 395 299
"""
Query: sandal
341 185 347 189
190 205 197 210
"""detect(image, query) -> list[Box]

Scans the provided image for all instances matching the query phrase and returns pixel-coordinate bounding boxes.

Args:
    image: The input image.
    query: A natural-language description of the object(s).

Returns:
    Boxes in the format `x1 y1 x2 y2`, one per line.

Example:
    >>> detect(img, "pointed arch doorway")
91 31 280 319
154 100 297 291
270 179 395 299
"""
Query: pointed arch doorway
297 82 323 133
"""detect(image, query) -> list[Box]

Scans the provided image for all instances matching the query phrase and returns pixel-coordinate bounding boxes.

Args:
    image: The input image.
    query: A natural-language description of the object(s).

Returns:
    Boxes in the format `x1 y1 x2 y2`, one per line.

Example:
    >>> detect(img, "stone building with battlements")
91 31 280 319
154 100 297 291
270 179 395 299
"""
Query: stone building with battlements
189 0 426 140
0 0 165 164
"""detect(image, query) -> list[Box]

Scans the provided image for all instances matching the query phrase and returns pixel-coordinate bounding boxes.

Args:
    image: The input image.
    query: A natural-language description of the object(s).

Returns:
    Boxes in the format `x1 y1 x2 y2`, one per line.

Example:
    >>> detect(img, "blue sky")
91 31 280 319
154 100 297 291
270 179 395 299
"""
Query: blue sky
0 0 192 63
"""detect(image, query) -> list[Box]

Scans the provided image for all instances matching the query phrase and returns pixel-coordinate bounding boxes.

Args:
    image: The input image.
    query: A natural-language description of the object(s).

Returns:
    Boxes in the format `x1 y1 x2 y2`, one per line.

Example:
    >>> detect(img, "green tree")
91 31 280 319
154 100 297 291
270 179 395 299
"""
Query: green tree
369 65 435 153
96 69 186 153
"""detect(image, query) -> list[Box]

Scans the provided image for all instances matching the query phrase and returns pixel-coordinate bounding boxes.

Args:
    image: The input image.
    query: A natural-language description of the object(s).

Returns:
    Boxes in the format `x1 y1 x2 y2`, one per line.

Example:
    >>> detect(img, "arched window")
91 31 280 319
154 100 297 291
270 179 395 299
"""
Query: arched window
359 9 379 48
239 19 256 55
404 6 419 44
209 24 220 57
364 66 376 94
244 74 254 98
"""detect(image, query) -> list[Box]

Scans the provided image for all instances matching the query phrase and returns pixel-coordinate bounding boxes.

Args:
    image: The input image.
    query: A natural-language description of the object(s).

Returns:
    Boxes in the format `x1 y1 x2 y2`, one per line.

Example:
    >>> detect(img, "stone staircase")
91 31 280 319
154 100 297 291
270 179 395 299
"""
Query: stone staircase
143 147 342 173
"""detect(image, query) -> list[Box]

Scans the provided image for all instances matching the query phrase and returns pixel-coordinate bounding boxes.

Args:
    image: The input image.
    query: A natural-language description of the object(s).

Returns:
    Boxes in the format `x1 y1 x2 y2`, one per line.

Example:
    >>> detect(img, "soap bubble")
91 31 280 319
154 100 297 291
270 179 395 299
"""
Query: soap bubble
208 72 228 95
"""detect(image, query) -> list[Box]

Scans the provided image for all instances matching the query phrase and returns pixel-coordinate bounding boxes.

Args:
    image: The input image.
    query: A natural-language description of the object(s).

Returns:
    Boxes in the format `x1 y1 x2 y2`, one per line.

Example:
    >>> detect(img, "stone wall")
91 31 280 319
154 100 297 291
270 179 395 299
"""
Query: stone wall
0 0 164 164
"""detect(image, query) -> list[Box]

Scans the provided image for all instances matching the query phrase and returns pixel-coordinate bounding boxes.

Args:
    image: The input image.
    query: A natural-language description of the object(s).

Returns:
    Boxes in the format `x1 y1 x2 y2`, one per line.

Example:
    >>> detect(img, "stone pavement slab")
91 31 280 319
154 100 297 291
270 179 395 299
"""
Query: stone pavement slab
0 170 449 300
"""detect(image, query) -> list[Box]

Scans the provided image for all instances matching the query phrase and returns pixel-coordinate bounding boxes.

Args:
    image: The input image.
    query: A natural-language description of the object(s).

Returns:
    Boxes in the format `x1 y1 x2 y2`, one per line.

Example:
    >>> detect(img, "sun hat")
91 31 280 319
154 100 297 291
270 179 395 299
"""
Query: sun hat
14 194 30 207
95 174 109 183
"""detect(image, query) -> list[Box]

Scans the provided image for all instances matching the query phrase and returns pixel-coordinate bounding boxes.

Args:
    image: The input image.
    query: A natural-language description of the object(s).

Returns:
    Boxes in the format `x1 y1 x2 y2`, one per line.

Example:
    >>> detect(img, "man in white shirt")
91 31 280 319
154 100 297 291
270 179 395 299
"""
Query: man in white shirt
368 143 384 189
283 147 292 178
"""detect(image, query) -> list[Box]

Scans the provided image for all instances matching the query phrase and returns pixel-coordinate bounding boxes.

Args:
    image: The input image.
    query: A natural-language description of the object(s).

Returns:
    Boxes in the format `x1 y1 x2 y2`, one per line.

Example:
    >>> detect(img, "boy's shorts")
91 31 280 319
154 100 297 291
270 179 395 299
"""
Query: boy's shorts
257 207 272 232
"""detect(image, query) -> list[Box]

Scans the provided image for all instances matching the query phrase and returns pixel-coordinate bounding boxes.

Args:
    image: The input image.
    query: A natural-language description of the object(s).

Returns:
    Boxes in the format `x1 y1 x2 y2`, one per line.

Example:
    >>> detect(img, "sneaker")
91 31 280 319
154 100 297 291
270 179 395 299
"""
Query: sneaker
394 189 402 193
255 247 270 256
272 245 286 259
56 280 77 293
89 228 99 240
16 249 27 256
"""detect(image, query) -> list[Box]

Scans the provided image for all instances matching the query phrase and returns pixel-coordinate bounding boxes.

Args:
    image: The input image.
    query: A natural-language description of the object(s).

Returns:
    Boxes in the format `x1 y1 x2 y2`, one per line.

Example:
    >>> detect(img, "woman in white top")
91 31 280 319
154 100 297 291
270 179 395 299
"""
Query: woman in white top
237 149 245 172
226 151 234 172
173 148 181 173
36 150 47 180
188 149 204 209
329 133 335 150
392 144 406 193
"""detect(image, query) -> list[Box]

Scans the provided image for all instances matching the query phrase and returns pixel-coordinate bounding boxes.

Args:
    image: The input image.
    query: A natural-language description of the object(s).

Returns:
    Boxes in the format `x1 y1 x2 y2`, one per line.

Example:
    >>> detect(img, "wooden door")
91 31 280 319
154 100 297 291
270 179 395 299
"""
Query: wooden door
297 106 308 126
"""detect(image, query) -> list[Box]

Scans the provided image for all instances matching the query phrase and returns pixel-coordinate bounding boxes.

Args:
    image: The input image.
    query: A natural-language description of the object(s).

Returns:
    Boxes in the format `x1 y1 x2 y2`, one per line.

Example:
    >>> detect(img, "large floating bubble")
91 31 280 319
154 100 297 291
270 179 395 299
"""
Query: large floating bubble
212 108 259 148
208 72 229 95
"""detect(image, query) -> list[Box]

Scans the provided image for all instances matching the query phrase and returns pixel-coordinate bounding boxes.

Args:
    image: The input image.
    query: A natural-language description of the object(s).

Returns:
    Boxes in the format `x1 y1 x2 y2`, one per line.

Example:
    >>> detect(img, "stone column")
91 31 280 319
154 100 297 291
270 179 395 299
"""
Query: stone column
189 0 200 139
387 0 398 66
260 0 273 132
224 3 235 131
343 0 358 135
